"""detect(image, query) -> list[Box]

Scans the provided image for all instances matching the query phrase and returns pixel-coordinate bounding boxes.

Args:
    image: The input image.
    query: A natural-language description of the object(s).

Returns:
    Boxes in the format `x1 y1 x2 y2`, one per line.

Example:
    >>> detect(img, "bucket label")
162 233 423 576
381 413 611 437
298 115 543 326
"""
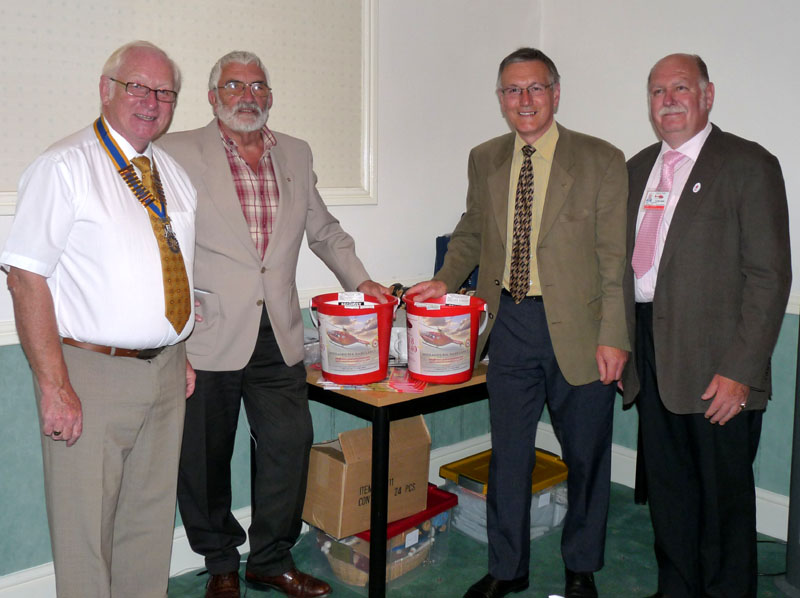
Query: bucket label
337 292 365 306
407 312 471 375
319 312 380 375
444 293 471 306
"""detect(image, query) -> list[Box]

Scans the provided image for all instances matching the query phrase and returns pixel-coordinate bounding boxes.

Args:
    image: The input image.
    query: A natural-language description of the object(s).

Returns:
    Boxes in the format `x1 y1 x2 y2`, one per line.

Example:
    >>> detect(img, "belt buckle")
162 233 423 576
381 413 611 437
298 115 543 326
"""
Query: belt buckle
135 347 165 360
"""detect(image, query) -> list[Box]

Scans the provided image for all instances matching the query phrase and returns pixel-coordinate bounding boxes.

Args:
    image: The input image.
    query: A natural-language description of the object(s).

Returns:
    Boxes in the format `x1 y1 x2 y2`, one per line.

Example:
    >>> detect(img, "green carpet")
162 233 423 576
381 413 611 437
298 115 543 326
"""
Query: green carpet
167 483 789 597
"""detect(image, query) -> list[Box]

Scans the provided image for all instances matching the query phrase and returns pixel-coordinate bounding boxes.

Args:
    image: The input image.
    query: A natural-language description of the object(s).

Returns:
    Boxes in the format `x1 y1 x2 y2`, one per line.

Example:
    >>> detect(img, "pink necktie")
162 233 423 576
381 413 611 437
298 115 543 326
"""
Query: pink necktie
631 150 686 278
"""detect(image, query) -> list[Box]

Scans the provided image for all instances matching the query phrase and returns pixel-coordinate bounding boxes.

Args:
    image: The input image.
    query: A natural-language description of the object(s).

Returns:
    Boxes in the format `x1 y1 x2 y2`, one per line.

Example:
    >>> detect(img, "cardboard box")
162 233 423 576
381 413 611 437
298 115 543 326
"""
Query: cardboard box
439 448 568 543
303 415 431 539
312 484 457 590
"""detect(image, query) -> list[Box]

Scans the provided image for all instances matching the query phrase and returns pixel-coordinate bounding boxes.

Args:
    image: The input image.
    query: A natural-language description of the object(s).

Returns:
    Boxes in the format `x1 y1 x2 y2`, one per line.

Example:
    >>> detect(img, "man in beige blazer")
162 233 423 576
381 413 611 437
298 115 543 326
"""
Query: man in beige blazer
409 48 628 598
159 51 386 598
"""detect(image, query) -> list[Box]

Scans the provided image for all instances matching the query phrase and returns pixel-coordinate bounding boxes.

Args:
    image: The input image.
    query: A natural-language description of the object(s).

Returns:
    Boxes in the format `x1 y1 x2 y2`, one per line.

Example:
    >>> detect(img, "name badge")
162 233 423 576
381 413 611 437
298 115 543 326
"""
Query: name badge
643 190 668 211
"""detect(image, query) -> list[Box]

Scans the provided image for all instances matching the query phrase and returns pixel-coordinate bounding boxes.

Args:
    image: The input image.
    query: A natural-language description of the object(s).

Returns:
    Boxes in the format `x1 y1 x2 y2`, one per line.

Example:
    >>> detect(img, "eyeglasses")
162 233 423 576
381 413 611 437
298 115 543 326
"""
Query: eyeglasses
109 78 178 103
500 83 554 97
217 80 271 97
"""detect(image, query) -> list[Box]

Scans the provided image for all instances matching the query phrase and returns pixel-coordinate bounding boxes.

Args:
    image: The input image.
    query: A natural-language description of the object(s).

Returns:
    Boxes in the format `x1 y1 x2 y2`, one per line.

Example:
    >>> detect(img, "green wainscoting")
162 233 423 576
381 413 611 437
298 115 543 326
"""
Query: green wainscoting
1 313 796 579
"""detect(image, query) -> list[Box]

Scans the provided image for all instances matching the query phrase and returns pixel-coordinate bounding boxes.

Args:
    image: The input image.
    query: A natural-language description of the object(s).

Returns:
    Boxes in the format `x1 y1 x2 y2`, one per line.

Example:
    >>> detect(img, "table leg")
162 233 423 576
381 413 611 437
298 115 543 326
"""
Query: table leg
368 409 390 597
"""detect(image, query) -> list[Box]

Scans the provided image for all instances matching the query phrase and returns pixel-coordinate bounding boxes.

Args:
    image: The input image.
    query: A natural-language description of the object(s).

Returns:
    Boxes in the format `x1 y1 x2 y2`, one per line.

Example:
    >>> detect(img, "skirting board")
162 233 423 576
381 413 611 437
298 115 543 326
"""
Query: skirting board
0 423 788 597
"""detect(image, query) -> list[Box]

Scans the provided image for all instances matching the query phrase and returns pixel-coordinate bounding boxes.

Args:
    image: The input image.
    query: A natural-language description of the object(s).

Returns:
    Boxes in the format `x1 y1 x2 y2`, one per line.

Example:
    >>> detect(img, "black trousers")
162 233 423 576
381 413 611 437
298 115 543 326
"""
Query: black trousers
486 293 615 580
177 307 312 576
635 302 762 598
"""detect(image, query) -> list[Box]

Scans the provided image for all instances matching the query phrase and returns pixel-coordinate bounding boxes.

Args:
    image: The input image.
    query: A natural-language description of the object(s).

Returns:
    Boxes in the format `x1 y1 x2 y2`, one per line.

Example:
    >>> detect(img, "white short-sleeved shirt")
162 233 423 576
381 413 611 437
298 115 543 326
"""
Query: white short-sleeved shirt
1 119 197 348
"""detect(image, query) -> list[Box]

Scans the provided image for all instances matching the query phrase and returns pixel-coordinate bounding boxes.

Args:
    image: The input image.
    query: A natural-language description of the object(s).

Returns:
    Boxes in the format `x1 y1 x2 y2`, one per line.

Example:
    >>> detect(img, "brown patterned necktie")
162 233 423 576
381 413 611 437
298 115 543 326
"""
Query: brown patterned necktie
131 156 191 333
509 145 535 303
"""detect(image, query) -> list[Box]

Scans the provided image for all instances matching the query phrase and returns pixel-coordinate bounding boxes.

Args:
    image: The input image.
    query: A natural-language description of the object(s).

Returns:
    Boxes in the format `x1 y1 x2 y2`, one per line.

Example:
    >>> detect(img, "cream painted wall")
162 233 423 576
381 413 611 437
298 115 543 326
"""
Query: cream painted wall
0 0 541 338
541 0 800 295
294 0 542 293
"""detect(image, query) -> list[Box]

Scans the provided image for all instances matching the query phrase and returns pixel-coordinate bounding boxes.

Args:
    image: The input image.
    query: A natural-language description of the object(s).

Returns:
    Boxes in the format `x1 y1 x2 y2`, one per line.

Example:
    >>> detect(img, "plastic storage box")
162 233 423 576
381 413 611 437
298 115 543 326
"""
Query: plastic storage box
439 448 568 543
312 484 457 589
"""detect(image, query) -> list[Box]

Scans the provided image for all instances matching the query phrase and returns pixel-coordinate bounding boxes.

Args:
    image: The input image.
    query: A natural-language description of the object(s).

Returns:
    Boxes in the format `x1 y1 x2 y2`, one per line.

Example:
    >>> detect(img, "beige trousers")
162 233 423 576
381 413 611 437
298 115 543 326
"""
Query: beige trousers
37 343 186 598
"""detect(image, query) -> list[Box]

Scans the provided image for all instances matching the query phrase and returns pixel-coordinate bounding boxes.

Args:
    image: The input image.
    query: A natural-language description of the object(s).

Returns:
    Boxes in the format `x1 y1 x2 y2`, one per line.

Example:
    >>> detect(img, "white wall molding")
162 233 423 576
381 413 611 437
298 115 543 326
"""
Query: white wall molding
429 433 492 485
0 564 54 598
319 0 378 206
0 192 15 216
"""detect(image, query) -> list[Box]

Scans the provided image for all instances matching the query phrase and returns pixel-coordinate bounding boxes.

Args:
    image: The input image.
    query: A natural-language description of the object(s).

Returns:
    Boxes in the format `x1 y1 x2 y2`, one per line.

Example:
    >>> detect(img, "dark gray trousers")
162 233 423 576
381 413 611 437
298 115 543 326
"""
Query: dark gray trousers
487 293 614 580
177 306 312 576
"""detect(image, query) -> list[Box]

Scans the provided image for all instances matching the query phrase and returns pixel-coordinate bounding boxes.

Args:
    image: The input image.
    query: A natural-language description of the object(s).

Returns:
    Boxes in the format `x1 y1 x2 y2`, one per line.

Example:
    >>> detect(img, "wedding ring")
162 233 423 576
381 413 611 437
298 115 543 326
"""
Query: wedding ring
53 430 62 436
739 402 746 409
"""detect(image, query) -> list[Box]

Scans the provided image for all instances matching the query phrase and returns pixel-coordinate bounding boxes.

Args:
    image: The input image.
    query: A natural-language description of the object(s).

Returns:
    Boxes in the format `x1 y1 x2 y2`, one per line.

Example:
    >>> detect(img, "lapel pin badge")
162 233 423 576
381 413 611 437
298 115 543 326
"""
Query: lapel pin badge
692 182 701 193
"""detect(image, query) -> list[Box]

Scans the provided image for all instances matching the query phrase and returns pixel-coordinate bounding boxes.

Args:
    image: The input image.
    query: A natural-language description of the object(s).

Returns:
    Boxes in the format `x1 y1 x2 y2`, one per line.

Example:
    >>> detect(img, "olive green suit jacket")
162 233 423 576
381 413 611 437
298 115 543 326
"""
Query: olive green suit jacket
434 124 629 385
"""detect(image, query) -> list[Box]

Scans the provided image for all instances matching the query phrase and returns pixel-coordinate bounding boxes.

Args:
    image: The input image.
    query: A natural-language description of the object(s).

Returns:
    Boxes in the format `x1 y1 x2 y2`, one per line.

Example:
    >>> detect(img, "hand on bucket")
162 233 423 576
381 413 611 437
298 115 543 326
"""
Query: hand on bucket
356 280 391 303
404 280 447 302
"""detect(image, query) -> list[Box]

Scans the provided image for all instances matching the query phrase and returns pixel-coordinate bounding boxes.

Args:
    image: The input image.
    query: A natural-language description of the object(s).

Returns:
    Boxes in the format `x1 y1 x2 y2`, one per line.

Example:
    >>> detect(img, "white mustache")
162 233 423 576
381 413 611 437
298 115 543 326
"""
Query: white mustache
658 106 687 116
235 102 262 115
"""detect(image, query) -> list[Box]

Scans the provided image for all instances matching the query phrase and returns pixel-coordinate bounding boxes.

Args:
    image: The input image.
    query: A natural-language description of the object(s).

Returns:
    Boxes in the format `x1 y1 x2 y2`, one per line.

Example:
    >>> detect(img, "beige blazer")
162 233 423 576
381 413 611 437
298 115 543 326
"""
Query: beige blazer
435 124 629 385
158 120 370 370
621 125 791 413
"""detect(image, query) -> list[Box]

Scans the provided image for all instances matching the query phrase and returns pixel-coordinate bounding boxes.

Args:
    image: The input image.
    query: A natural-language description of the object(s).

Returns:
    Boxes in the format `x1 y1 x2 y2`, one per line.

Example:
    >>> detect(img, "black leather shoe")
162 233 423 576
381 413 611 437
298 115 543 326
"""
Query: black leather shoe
565 568 598 598
463 573 530 598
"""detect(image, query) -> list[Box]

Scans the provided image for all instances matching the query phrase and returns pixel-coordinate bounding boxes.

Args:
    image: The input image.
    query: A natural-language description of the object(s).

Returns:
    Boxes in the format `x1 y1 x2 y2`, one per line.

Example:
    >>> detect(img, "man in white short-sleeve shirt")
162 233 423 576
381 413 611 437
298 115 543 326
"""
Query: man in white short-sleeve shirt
1 40 196 598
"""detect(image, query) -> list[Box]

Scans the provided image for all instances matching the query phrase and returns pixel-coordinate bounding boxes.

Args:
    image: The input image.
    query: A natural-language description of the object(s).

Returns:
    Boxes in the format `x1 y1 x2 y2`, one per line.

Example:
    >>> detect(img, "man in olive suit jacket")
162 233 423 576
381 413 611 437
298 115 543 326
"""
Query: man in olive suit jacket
408 48 628 598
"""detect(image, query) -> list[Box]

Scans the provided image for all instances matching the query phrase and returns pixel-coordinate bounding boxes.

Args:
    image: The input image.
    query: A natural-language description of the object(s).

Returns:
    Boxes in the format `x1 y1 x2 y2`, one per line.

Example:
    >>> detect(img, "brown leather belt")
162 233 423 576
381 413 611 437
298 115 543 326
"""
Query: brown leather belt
61 338 166 360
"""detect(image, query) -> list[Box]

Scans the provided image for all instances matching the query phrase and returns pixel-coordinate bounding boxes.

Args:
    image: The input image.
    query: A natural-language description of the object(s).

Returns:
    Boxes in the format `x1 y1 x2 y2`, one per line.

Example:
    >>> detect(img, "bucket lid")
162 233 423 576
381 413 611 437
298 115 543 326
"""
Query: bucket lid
355 484 457 541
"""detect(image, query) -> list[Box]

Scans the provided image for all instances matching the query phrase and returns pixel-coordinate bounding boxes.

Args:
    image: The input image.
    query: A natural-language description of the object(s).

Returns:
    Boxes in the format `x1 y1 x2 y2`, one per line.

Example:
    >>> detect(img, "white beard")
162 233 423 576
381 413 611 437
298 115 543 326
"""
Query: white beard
217 100 269 133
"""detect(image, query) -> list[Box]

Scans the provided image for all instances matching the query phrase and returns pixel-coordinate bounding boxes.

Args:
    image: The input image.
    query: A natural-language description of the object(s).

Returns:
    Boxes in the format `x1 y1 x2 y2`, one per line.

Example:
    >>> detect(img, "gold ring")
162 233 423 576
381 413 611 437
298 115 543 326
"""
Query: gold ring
740 402 746 409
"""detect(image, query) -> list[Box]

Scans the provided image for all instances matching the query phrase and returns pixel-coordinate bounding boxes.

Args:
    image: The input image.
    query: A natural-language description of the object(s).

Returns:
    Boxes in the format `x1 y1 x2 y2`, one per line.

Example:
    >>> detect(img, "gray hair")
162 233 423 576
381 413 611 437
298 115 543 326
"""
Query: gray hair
102 40 182 92
497 47 560 89
208 50 270 91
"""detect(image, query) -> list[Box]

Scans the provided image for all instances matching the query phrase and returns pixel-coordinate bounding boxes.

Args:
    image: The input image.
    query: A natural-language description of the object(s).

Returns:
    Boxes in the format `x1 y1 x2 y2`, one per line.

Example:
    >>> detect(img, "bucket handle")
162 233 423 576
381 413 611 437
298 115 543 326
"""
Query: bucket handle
309 297 319 329
477 304 489 336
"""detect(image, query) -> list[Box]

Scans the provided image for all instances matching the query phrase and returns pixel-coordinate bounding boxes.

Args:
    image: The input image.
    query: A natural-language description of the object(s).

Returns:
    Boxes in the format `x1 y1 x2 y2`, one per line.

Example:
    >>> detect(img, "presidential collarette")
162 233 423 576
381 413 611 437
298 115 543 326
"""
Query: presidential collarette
93 116 191 332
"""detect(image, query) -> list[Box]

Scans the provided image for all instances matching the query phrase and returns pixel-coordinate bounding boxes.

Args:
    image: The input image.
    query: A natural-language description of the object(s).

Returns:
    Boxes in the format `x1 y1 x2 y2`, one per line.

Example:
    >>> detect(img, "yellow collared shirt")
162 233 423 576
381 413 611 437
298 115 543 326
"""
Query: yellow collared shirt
502 121 559 296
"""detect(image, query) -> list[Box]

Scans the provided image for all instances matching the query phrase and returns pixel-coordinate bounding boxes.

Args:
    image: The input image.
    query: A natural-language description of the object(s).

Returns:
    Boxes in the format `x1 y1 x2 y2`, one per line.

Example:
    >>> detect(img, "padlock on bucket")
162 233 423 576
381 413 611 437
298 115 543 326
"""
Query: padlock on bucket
310 292 399 384
404 293 488 384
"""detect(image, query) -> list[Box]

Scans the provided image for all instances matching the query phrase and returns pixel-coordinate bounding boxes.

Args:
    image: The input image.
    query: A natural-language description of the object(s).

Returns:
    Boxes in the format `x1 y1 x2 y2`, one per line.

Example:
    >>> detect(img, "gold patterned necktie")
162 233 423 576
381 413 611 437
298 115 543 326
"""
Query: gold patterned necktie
509 145 535 303
131 156 191 333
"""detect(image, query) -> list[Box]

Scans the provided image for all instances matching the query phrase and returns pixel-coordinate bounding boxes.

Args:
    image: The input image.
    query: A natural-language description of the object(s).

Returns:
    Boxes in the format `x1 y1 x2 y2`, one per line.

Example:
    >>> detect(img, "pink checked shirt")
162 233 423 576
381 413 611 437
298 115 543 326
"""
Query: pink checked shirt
219 123 279 259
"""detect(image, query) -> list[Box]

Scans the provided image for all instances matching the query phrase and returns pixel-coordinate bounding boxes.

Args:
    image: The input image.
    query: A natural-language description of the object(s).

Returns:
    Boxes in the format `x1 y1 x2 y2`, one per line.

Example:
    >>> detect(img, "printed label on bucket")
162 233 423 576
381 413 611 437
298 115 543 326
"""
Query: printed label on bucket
407 313 471 375
319 312 380 375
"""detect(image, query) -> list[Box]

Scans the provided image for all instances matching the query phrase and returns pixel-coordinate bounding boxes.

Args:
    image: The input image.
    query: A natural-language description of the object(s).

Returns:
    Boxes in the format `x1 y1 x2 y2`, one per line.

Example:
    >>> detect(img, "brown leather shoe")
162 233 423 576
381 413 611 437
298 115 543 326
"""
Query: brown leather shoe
245 567 332 597
205 571 240 598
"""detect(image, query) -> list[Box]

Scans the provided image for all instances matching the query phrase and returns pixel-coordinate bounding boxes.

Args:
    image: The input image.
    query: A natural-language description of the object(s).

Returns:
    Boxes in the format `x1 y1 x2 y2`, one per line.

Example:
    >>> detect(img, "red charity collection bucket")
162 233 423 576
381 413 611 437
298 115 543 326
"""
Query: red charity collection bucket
310 292 399 384
404 293 488 384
